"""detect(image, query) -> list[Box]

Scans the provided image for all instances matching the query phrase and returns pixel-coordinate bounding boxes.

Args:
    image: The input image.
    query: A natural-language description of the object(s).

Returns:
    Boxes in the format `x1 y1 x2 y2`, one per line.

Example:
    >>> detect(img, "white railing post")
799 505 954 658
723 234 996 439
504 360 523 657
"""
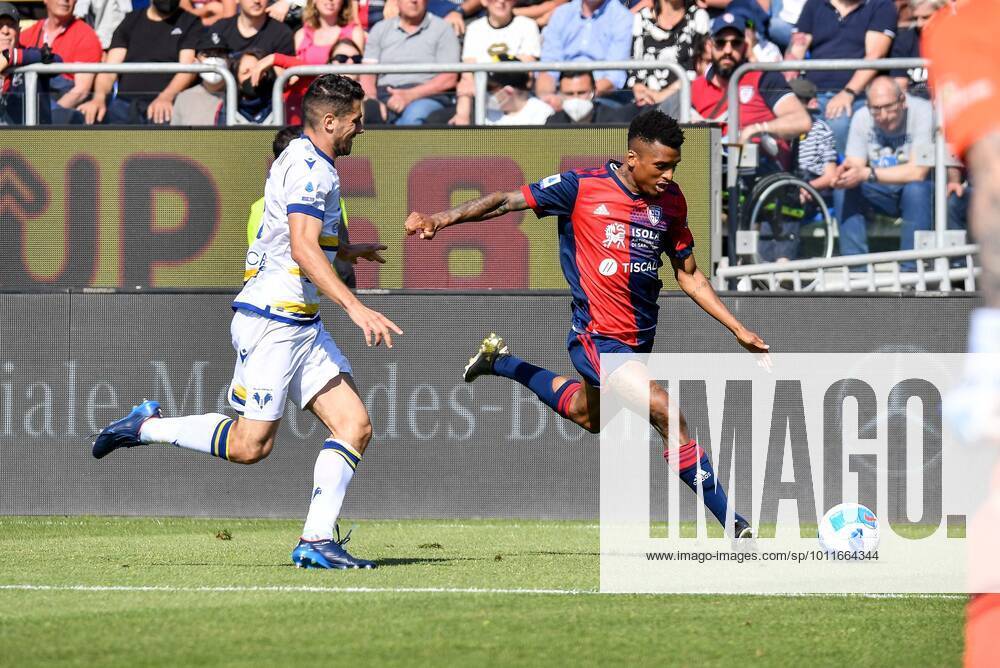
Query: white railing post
23 71 38 126
933 95 951 290
473 70 488 126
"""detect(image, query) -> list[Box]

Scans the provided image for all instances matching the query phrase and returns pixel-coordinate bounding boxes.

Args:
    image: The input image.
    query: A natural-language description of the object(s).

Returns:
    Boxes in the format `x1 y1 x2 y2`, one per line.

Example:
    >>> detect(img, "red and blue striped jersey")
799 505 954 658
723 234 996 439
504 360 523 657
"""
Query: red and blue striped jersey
520 160 694 346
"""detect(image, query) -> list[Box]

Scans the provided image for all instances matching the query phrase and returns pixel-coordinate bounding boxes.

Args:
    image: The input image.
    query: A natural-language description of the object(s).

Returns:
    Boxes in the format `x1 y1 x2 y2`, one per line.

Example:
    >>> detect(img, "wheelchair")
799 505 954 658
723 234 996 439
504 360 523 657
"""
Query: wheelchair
738 171 836 266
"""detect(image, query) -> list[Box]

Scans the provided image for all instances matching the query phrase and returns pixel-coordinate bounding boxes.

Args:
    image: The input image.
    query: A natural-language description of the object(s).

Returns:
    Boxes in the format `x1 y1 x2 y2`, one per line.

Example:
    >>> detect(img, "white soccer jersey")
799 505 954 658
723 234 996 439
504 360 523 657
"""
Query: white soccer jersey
235 136 342 325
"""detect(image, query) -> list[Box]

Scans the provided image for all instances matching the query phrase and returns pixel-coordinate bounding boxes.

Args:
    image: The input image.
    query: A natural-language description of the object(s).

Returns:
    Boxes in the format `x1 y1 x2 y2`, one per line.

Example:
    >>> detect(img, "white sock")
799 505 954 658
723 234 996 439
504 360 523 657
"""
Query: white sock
140 413 235 459
301 439 361 541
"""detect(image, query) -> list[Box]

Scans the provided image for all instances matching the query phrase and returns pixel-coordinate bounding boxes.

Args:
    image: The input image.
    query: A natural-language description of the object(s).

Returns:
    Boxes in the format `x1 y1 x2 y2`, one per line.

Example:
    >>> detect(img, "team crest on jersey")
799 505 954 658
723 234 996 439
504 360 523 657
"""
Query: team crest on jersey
305 182 314 192
540 174 562 189
252 390 273 408
602 222 626 249
646 205 662 225
739 85 755 104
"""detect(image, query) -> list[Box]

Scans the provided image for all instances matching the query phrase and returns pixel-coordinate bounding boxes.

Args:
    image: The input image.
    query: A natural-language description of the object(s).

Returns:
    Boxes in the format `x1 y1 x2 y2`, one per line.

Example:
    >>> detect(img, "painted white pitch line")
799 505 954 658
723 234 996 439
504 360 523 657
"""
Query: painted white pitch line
0 521 603 530
0 584 592 596
0 584 966 599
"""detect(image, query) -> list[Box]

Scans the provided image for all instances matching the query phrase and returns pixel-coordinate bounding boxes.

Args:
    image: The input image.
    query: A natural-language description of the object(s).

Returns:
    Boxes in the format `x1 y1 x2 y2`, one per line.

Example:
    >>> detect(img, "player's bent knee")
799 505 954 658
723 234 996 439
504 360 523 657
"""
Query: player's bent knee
649 389 688 440
228 433 275 464
332 417 372 453
566 401 599 433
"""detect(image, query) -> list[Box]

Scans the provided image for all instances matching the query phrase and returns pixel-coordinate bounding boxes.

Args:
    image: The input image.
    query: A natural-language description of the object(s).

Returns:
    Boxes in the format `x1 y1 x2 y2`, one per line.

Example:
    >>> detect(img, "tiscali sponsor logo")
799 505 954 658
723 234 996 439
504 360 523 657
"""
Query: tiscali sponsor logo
598 258 618 276
623 260 659 273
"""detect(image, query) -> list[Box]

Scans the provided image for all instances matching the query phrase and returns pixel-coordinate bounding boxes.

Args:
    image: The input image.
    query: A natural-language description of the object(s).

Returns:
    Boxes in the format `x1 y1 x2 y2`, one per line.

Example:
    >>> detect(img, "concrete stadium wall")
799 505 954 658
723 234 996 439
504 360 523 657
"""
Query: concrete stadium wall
0 291 978 519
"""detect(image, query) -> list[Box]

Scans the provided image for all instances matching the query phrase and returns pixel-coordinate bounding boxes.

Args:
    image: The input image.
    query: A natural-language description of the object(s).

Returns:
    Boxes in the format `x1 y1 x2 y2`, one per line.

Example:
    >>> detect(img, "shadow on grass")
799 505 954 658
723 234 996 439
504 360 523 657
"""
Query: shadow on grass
374 556 484 567
144 555 484 568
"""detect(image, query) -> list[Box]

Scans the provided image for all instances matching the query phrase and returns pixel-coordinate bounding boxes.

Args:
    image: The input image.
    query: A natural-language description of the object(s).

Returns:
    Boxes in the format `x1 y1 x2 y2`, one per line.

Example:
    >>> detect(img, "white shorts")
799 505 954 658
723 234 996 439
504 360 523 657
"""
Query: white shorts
228 309 352 421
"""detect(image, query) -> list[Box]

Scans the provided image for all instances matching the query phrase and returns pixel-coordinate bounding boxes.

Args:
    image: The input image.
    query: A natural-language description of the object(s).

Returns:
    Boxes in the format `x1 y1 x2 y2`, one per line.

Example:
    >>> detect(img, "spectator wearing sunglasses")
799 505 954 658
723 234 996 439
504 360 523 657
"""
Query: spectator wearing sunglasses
690 13 810 169
294 0 366 64
251 38 363 123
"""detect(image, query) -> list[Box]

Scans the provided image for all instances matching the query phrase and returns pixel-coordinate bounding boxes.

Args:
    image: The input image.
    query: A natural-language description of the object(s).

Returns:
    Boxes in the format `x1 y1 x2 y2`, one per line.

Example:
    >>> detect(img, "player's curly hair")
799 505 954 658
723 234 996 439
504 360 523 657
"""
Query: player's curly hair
303 74 364 128
627 110 685 150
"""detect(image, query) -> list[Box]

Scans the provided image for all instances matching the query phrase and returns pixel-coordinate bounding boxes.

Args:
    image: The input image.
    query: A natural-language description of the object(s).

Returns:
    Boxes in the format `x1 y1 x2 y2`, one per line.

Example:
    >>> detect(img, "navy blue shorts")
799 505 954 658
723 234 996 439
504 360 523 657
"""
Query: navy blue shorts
566 330 653 388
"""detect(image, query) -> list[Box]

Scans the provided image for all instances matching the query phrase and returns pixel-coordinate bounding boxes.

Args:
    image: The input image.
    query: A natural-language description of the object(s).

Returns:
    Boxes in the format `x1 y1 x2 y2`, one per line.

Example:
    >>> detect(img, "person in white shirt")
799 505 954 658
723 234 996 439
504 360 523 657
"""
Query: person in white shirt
74 0 132 49
484 62 553 125
449 0 539 125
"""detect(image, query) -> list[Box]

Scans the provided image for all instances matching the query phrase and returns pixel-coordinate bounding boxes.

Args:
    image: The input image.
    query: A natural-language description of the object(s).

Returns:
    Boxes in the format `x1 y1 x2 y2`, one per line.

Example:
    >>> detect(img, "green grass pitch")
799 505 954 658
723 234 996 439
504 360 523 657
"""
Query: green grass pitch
0 517 963 666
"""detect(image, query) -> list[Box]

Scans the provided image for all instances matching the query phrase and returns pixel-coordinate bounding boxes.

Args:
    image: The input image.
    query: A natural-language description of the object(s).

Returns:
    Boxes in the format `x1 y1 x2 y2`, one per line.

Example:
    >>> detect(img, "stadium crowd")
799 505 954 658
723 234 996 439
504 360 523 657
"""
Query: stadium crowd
0 0 970 256
0 0 946 126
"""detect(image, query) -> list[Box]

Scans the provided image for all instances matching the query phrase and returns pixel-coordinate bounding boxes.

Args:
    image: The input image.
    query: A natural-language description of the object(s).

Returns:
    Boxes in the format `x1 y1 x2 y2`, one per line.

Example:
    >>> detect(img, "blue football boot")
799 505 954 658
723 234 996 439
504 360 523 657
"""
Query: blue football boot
292 525 377 570
92 400 161 459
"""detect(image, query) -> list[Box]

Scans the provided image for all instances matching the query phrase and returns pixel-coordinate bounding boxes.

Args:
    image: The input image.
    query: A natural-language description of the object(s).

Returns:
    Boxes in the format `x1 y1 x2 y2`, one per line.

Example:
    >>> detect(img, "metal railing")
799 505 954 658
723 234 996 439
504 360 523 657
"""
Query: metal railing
715 243 980 292
722 59 951 273
272 60 691 126
13 62 239 126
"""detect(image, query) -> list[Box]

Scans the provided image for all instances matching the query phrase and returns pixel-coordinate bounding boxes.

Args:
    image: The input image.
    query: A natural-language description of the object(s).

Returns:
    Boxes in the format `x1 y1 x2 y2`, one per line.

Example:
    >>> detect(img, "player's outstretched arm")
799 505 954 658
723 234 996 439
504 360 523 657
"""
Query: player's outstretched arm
289 213 402 347
404 189 529 240
671 254 770 354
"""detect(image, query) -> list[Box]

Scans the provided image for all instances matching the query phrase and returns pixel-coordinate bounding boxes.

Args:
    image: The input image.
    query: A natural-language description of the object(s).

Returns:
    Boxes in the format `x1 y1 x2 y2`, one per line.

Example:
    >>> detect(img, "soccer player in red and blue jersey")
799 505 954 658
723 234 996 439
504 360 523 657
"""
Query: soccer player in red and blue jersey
405 111 769 542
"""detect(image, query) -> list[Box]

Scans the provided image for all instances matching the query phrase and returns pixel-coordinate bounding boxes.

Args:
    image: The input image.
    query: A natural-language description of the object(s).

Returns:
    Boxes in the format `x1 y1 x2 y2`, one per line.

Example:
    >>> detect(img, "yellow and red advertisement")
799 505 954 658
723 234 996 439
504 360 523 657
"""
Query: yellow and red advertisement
0 126 714 289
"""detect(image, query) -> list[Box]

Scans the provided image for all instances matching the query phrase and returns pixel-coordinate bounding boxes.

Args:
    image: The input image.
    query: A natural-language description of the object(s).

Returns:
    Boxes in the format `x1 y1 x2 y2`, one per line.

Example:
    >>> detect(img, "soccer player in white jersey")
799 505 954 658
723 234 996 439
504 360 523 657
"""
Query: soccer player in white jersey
92 74 401 570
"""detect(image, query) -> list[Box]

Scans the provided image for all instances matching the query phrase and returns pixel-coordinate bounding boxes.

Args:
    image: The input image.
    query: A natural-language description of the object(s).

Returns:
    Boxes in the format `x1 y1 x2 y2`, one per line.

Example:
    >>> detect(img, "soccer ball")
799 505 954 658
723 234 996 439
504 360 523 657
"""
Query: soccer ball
818 503 880 554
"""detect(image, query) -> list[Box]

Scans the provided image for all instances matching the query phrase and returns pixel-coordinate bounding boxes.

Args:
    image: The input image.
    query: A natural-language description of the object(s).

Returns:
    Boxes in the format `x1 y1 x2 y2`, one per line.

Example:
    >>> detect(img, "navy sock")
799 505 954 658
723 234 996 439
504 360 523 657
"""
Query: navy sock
492 355 580 417
678 454 745 531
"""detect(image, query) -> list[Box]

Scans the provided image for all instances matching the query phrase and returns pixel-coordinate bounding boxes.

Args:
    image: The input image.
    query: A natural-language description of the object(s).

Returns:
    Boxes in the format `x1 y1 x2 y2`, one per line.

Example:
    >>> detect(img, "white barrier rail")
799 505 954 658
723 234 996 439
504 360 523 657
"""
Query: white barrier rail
715 243 979 292
271 60 691 126
13 62 239 126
